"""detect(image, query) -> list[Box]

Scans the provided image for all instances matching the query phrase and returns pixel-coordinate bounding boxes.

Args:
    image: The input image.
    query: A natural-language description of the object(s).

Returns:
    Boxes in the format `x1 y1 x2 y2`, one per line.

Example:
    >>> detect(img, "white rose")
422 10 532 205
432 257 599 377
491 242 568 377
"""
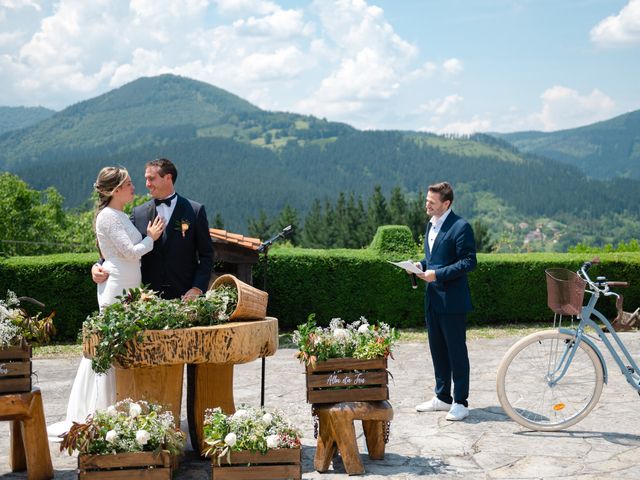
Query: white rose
266 434 279 449
129 403 142 418
358 324 369 334
232 409 247 419
105 430 118 443
262 413 273 425
333 328 348 340
106 405 118 417
135 429 150 446
224 432 237 447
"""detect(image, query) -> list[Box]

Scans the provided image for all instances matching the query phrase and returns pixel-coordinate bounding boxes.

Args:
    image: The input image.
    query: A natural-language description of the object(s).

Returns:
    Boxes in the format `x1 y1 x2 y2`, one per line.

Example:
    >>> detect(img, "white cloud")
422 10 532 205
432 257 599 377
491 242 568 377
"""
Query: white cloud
420 94 463 116
214 0 278 16
232 8 314 38
535 85 615 131
0 0 41 10
442 58 463 76
424 115 491 135
590 0 640 46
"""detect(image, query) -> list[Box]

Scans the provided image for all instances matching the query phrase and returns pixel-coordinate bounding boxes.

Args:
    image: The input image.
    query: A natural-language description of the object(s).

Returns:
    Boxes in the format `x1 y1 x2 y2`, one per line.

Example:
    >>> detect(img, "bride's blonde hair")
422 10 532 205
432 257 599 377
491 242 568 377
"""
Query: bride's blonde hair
93 167 130 241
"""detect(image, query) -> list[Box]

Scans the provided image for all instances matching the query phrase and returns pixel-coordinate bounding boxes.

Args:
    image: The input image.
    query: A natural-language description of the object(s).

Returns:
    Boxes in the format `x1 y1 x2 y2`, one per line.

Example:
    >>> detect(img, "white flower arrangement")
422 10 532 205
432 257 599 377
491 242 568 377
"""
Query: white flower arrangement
60 399 185 457
203 405 301 465
293 314 399 366
0 290 22 347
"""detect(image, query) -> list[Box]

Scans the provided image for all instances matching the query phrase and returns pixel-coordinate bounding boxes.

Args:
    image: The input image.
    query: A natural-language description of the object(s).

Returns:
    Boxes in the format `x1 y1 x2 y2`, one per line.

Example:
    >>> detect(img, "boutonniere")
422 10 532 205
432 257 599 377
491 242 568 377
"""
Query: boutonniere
175 219 190 238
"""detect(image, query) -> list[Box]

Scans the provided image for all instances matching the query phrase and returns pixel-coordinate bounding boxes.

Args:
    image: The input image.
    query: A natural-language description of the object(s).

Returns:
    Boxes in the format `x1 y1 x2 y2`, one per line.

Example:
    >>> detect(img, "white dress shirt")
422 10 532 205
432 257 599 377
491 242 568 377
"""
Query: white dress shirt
428 208 452 252
155 192 177 223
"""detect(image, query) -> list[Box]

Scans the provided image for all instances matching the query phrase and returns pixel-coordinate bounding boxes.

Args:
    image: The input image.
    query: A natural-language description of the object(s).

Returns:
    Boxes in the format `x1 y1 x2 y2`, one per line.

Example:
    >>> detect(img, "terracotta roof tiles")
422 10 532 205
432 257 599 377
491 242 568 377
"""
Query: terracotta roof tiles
209 228 262 251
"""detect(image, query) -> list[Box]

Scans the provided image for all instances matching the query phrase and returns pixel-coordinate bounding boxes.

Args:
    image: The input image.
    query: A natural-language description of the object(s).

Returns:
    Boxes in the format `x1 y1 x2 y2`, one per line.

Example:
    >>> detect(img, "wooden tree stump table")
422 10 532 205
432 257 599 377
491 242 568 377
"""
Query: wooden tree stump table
83 317 278 453
313 400 393 475
0 387 53 480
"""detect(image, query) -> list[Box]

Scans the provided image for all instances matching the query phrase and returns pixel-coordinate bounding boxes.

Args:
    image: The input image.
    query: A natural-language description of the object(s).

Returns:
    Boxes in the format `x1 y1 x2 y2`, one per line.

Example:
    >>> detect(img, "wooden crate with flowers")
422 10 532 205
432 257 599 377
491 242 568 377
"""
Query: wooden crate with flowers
294 316 398 404
0 291 55 394
61 399 185 479
204 405 302 480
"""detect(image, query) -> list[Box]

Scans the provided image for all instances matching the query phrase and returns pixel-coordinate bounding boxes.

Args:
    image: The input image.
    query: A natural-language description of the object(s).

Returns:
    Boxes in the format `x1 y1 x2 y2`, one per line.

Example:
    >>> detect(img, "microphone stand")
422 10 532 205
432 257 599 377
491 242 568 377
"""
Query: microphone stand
257 225 293 407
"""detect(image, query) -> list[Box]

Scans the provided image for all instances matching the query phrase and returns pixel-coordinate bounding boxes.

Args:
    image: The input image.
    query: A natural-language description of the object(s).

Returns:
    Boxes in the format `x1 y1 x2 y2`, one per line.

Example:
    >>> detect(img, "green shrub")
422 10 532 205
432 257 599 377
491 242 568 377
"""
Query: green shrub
369 225 420 259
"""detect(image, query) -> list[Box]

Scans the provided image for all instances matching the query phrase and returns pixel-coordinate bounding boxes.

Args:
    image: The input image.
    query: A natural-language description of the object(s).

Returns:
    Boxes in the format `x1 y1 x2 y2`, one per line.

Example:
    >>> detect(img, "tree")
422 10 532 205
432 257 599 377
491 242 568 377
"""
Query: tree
247 210 272 240
366 185 390 240
388 186 408 226
472 219 494 253
274 204 299 245
211 212 225 229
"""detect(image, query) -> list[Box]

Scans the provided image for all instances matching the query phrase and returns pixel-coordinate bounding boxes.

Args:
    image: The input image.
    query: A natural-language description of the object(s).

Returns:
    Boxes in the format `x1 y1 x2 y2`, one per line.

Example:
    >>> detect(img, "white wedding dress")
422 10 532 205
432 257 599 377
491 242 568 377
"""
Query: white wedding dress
47 207 154 440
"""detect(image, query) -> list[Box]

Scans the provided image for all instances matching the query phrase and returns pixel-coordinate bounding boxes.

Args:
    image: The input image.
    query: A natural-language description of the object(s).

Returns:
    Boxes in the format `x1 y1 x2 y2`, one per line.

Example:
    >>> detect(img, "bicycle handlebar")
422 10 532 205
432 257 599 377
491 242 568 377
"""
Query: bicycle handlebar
579 260 629 296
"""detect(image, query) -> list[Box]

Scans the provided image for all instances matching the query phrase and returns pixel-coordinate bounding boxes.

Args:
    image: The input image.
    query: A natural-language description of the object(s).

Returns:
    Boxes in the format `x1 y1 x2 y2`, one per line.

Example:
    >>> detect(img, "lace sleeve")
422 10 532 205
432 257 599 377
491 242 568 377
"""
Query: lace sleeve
97 209 153 260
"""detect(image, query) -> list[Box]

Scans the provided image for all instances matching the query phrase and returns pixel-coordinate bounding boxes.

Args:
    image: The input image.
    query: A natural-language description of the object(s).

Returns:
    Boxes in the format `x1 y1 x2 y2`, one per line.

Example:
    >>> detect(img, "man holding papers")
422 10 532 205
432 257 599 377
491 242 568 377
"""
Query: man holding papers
413 182 476 421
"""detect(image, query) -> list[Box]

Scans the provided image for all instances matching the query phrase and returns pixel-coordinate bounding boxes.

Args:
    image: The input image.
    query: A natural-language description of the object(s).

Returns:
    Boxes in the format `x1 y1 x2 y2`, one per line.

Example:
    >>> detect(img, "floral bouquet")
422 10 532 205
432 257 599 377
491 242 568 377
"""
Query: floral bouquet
0 289 55 347
60 399 185 456
203 405 301 465
293 315 399 367
84 285 237 374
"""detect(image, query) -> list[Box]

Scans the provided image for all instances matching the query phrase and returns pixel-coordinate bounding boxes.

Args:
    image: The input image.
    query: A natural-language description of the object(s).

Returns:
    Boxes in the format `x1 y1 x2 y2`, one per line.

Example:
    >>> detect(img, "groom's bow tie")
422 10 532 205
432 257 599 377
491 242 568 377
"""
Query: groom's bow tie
154 194 176 207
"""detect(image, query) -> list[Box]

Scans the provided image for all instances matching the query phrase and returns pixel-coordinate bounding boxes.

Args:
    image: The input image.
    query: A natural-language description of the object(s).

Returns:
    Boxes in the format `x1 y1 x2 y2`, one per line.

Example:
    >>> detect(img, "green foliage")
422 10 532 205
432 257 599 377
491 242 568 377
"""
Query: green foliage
85 285 237 374
0 106 54 135
369 225 419 259
568 239 640 253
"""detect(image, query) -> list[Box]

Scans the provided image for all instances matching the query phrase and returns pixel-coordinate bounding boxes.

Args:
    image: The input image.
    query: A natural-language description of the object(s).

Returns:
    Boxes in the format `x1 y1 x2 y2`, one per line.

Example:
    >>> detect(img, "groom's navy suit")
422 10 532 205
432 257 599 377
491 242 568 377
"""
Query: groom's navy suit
420 211 476 406
131 194 213 299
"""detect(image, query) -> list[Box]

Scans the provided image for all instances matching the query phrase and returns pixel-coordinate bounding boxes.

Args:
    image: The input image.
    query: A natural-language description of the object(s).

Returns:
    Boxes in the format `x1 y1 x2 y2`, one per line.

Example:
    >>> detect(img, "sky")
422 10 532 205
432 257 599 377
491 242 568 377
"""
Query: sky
0 0 639 134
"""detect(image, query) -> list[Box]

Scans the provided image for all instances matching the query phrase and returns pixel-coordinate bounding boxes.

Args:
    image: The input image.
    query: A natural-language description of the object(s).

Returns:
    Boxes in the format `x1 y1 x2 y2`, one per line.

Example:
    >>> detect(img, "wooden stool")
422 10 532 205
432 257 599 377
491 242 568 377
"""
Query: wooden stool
0 387 53 480
313 400 393 475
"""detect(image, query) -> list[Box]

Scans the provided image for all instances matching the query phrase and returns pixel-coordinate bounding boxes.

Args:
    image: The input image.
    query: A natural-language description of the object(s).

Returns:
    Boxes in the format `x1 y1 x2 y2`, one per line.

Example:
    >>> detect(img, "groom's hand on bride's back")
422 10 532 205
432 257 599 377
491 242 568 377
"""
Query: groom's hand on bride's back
91 264 109 284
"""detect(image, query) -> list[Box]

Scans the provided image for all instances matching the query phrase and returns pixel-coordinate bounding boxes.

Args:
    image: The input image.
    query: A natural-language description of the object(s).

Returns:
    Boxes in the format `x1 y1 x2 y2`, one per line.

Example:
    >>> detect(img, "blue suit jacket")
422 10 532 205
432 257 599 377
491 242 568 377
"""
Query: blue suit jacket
131 194 213 298
420 211 477 314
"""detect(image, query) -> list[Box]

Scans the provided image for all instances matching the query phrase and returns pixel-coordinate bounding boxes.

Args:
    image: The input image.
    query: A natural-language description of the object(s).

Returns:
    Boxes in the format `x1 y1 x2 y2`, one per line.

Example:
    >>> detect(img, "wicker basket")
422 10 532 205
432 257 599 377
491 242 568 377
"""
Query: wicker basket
211 274 268 320
545 268 586 317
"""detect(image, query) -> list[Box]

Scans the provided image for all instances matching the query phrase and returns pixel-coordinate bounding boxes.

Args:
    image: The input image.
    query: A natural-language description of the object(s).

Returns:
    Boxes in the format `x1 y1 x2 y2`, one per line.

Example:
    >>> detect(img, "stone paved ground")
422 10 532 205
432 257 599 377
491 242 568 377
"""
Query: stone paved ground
3 333 640 479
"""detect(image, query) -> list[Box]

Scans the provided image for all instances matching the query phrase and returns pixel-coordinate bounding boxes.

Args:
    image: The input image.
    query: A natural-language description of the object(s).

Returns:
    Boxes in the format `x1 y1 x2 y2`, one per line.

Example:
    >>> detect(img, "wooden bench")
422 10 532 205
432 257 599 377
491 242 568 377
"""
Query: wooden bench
313 400 393 475
0 387 53 479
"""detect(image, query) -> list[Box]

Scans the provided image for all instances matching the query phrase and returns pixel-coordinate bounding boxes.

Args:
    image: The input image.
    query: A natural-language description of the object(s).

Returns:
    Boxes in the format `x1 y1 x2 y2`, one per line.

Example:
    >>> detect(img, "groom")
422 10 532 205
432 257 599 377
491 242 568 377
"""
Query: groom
92 157 213 299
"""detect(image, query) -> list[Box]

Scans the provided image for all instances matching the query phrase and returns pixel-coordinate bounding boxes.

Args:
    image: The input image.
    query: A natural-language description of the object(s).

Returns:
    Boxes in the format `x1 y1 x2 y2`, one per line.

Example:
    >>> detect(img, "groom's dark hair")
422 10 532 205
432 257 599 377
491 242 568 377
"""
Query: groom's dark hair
146 158 178 184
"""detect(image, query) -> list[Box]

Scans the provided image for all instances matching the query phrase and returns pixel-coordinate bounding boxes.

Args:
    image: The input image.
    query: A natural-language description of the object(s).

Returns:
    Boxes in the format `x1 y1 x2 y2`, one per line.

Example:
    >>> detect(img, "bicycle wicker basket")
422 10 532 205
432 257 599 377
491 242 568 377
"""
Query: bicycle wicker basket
545 268 586 316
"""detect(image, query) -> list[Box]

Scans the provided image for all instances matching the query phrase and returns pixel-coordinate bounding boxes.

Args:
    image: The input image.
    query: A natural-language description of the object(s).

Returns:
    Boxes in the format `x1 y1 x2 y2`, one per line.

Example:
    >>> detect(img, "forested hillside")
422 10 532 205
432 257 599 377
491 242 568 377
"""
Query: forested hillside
1 74 639 252
493 110 640 180
0 106 55 135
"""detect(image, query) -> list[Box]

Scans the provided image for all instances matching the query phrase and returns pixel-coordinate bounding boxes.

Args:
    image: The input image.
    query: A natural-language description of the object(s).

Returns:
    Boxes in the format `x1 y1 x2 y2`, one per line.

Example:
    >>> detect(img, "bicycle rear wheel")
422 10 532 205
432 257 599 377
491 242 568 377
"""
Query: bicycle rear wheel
496 330 604 431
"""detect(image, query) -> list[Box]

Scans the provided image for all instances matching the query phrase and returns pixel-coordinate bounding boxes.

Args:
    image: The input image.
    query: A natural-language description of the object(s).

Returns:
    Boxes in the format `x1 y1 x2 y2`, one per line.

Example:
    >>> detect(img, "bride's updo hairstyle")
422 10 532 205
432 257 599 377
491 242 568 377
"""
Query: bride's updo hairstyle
94 166 129 213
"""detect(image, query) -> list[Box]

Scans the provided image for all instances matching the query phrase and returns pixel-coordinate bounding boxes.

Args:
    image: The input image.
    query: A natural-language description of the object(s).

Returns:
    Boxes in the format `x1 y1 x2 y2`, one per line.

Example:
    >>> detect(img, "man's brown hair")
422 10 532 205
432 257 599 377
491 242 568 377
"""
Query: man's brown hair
145 158 178 184
428 181 454 204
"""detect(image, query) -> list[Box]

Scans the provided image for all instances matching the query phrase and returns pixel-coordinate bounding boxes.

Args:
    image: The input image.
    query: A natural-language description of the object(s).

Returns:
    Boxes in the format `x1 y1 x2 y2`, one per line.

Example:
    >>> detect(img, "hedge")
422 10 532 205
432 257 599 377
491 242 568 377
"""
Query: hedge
2 247 639 341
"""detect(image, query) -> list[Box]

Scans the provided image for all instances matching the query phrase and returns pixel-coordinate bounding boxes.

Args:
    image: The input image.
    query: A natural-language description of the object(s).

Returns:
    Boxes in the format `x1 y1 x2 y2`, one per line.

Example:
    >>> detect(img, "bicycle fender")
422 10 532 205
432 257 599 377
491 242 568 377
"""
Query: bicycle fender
559 328 608 384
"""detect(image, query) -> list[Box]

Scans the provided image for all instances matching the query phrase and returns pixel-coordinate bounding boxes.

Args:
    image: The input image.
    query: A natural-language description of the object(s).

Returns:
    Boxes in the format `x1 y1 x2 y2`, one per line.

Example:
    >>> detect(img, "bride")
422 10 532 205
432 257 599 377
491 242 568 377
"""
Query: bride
48 166 165 439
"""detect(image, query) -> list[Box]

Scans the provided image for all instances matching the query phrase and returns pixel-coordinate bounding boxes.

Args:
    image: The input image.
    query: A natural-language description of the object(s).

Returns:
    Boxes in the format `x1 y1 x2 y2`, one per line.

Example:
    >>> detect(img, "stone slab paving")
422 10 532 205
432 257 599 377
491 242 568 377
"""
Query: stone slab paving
3 333 640 479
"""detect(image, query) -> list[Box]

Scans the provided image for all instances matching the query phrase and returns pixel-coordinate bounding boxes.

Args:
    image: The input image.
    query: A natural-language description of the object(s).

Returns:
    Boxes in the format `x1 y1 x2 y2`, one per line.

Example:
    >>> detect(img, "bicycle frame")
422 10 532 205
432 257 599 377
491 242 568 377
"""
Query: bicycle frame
550 272 640 392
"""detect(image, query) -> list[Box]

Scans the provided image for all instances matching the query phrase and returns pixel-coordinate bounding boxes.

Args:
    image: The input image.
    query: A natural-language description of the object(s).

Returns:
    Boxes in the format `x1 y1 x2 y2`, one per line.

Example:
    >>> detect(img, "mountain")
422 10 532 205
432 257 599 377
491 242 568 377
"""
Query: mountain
492 110 640 180
0 106 55 135
1 74 639 249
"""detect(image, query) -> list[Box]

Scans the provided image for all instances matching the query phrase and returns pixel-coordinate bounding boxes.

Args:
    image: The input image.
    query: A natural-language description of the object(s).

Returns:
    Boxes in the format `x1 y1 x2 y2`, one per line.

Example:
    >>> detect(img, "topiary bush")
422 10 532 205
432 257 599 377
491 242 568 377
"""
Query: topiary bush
369 225 420 259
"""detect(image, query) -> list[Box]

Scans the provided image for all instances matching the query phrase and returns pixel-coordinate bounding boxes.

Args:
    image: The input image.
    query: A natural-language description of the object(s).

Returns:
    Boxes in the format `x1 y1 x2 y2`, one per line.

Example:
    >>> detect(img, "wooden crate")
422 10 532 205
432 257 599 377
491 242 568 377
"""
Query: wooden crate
305 358 388 404
78 451 176 480
0 341 32 394
211 448 301 480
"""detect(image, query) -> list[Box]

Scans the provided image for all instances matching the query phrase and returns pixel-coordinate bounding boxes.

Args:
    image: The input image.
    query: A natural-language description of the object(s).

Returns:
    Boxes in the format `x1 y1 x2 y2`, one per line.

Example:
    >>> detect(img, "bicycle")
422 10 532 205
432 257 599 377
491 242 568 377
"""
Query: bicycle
496 258 636 431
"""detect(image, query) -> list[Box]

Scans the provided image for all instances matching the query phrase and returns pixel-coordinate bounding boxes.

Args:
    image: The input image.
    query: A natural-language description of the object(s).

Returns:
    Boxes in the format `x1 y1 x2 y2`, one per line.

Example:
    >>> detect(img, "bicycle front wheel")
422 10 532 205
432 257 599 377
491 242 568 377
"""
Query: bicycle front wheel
496 330 604 431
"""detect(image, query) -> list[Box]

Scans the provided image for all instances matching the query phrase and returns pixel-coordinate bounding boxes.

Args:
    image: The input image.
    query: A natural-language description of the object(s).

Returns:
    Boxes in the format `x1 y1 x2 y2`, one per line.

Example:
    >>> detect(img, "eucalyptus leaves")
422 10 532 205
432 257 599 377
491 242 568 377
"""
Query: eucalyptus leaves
293 315 399 367
84 285 238 374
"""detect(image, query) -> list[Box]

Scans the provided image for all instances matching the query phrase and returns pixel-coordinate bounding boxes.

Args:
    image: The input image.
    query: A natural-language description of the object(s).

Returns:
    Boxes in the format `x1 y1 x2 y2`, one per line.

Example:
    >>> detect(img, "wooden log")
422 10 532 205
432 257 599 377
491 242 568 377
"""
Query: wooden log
312 401 393 475
114 364 184 424
84 318 278 368
188 363 235 453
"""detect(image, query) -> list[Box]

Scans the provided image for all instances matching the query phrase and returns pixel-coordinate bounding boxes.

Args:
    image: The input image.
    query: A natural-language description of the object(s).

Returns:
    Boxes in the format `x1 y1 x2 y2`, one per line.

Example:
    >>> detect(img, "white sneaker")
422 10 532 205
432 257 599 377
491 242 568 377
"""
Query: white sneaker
415 396 452 412
445 402 469 421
